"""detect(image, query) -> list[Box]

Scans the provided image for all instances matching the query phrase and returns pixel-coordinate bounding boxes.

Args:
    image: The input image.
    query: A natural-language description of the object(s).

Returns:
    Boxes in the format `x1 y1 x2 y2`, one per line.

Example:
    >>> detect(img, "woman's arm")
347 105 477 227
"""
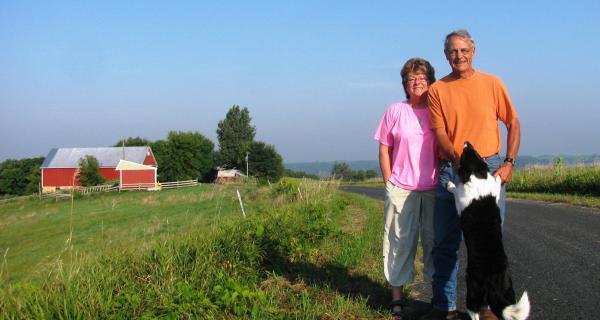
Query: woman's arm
379 143 393 184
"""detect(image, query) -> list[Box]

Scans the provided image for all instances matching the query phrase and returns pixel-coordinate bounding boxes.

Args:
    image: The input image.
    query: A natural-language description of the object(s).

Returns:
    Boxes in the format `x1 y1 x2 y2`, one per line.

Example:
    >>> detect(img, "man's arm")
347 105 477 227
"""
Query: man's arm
493 117 521 183
379 143 393 184
433 128 460 168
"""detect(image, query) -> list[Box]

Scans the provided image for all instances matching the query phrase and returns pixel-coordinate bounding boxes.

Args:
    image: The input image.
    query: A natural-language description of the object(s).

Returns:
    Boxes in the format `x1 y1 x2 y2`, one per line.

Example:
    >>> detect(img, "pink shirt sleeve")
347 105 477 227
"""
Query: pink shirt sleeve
373 104 398 146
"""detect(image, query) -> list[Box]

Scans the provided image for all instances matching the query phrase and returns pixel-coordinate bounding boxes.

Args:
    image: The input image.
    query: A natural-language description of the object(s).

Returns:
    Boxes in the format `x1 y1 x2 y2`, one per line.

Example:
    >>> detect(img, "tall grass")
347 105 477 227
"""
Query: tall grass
0 179 391 319
509 163 600 196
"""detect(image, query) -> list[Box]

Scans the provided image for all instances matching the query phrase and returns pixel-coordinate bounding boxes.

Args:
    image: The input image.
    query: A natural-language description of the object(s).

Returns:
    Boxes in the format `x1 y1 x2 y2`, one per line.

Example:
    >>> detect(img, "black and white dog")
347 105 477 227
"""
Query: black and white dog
447 142 530 320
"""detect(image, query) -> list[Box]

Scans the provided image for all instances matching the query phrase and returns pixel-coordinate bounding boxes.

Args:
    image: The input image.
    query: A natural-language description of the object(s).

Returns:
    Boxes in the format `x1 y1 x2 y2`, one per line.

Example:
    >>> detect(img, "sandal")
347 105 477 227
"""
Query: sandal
389 298 407 320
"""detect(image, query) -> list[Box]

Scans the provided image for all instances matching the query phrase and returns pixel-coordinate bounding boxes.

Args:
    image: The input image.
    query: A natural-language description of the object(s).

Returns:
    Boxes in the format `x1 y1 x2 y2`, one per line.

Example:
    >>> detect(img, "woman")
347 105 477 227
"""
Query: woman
373 57 437 320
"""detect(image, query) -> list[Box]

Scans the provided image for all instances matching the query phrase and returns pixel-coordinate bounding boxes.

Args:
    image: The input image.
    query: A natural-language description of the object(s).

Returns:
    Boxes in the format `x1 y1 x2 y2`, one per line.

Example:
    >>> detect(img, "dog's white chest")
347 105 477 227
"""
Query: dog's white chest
447 174 502 215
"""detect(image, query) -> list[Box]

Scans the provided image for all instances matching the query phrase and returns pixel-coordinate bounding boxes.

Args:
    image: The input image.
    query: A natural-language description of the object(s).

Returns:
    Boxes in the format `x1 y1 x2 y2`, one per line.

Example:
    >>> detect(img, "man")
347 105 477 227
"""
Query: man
420 30 521 320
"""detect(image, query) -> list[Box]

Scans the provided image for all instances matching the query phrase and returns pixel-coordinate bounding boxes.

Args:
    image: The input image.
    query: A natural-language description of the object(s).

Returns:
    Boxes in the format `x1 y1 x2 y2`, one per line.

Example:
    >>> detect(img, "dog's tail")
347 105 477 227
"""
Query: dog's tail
502 291 530 320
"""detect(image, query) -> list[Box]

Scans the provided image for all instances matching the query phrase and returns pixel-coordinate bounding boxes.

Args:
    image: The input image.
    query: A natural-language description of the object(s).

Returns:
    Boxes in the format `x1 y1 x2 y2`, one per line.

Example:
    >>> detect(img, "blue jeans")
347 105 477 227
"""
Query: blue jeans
431 154 506 311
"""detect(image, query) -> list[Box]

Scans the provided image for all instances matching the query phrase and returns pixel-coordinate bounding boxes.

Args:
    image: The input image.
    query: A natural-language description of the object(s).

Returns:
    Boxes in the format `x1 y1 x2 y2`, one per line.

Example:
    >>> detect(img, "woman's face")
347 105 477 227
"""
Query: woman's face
405 72 429 99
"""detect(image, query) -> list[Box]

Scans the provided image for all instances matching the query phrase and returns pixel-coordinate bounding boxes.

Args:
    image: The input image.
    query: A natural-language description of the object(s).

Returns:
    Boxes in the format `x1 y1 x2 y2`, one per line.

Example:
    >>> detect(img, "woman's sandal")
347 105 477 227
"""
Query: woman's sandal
389 298 407 320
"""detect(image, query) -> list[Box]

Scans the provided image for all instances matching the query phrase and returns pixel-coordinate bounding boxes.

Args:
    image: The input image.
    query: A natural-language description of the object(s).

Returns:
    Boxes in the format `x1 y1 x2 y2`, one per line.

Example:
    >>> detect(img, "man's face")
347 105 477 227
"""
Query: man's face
445 36 475 74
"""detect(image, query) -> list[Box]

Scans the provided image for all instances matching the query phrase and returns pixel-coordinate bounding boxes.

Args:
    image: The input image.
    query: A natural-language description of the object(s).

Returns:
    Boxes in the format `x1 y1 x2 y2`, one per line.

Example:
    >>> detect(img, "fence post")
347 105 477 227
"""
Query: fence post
236 189 246 218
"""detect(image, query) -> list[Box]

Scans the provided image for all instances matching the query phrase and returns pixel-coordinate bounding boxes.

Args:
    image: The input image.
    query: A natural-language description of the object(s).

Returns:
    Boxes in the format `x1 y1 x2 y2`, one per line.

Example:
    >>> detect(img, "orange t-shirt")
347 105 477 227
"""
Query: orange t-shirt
428 71 518 159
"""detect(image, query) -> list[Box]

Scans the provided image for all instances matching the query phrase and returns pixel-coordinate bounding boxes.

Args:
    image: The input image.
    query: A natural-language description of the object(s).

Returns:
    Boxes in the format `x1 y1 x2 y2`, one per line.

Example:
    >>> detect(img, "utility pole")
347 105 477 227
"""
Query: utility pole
245 152 249 177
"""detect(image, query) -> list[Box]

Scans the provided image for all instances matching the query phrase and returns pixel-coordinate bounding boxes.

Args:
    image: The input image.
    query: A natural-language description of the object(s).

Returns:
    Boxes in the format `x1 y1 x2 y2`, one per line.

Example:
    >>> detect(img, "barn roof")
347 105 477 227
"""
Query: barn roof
41 147 153 168
217 169 246 178
115 160 156 171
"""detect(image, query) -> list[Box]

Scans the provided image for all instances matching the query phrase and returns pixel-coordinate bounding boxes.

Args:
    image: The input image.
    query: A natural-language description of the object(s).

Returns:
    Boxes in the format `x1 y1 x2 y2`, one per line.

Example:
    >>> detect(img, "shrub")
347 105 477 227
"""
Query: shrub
78 155 105 187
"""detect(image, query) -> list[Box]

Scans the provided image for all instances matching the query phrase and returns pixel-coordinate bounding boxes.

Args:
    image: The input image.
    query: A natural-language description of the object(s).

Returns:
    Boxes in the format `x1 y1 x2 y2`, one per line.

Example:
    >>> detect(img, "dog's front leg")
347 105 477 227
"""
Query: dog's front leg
446 181 456 194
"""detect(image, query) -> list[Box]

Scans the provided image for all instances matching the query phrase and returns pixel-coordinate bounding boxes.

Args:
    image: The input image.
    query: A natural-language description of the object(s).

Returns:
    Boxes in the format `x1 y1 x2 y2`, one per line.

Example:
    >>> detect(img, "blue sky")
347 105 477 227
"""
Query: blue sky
1 1 599 162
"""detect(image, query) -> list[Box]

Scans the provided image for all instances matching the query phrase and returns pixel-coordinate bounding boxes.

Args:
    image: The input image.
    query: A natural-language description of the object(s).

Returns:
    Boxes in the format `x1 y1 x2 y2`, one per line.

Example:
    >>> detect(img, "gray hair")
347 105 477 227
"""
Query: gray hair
444 29 475 53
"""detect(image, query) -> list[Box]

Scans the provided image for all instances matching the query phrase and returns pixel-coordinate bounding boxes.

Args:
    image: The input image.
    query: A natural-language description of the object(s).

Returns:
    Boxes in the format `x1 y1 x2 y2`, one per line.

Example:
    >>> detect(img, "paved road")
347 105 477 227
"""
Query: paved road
340 186 600 320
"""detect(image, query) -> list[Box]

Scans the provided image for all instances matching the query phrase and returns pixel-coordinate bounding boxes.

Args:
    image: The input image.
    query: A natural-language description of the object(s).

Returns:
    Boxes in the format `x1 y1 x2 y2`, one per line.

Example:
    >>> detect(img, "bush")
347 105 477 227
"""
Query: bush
78 155 105 187
272 178 301 199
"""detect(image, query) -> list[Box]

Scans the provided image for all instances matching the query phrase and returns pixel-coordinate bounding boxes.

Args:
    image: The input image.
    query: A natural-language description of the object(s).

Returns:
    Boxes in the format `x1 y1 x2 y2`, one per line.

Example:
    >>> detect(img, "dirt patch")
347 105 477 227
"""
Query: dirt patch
260 276 307 294
339 204 368 234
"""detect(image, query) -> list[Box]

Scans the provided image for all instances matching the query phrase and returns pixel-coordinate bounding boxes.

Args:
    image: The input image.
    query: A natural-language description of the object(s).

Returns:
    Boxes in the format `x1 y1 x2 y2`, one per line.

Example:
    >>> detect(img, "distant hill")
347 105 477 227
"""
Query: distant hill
285 155 600 176
285 160 379 177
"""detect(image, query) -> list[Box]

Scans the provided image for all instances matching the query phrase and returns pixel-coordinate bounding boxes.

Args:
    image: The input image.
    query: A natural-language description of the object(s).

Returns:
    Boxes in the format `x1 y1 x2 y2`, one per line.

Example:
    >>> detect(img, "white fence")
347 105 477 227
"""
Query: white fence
119 180 198 191
160 180 198 189
0 179 200 204
119 183 158 191
79 184 118 194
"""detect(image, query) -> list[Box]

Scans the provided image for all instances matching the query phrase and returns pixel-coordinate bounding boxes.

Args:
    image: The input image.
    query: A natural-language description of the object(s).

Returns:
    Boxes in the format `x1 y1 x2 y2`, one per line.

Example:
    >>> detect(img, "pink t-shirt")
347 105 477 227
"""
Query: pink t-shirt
373 101 437 191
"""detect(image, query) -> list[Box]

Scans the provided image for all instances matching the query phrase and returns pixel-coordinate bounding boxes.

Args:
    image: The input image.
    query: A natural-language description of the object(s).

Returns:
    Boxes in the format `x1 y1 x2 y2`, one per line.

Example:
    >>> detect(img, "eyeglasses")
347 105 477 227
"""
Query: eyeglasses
447 47 473 57
406 76 428 84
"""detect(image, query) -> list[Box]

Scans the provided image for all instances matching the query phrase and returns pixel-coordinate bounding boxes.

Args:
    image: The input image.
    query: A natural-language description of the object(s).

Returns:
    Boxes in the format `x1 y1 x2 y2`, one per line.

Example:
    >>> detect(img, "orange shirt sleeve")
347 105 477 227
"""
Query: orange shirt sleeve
494 77 518 125
428 85 445 129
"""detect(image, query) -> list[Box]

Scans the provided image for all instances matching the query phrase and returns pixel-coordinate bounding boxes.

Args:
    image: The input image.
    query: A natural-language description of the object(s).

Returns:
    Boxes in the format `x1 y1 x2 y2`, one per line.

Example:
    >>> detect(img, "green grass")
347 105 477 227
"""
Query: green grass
509 164 600 196
507 164 600 208
0 178 397 319
0 184 243 283
507 191 600 208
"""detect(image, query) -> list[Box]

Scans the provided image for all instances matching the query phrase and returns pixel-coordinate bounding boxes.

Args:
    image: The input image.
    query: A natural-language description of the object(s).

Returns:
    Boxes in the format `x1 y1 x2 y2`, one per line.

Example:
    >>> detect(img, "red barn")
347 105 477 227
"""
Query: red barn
41 146 157 192
115 160 157 190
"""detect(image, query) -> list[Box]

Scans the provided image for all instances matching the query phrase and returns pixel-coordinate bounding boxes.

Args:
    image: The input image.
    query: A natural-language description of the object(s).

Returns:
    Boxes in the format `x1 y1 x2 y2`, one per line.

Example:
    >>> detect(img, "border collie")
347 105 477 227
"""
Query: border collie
446 142 530 320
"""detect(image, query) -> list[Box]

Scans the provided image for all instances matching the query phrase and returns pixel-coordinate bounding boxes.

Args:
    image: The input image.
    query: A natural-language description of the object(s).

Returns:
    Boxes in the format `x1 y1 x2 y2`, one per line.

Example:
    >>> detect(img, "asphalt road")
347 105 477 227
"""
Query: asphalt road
340 186 600 320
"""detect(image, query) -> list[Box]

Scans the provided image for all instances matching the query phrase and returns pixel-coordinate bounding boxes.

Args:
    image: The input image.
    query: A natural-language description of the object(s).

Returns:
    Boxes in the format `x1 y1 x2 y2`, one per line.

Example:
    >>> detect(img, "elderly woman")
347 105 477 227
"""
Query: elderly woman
373 57 437 320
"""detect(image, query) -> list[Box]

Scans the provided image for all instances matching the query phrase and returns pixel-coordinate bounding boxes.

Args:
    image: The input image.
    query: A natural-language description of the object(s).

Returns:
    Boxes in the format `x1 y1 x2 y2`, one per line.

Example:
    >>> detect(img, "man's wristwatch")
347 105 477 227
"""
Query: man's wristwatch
504 157 516 166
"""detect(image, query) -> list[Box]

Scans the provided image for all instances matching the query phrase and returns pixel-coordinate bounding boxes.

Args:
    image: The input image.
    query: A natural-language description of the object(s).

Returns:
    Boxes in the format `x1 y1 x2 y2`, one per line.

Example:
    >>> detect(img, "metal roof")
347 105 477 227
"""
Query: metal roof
217 169 246 178
41 147 153 168
115 160 156 171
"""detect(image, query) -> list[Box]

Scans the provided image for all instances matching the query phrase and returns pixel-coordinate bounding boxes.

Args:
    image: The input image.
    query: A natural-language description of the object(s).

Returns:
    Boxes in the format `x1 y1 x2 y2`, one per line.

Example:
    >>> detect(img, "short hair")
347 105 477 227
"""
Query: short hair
400 57 436 99
444 29 475 53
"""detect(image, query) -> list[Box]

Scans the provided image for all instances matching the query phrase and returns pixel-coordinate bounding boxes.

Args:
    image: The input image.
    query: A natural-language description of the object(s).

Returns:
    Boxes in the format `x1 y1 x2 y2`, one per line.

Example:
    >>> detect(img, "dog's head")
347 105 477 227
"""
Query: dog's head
458 141 489 184
447 141 502 214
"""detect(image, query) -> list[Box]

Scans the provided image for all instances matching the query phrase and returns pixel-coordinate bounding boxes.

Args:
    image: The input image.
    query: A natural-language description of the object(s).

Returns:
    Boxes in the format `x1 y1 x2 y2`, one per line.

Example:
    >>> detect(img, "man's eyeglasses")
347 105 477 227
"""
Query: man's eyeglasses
447 47 473 57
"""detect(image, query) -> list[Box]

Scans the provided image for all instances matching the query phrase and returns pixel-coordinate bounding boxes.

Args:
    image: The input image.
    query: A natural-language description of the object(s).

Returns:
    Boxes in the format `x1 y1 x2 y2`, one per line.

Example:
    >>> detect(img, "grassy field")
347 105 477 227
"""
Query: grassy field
0 178 400 319
509 164 600 196
0 184 243 283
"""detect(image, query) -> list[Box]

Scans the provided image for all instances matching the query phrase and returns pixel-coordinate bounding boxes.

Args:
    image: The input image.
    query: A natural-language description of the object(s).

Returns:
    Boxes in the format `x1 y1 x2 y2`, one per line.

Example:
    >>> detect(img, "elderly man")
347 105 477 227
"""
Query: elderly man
420 30 521 320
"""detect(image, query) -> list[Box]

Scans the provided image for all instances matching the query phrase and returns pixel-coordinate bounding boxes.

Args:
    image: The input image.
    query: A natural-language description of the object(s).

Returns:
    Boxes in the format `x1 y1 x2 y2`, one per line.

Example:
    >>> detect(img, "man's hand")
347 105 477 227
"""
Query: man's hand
493 162 513 184
451 150 460 169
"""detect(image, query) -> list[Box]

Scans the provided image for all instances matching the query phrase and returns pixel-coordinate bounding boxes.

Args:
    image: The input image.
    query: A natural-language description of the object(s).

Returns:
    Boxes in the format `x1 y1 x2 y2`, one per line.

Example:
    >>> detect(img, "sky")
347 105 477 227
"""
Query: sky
1 1 599 163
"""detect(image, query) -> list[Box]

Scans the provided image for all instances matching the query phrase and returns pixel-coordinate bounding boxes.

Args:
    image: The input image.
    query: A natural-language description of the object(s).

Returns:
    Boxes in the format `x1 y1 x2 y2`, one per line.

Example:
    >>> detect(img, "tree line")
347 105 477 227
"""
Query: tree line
330 161 378 181
0 106 284 195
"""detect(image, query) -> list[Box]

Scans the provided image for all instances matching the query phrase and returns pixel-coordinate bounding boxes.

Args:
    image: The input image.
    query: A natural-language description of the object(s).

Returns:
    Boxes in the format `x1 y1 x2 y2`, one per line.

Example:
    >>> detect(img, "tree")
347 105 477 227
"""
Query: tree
331 162 351 179
0 157 44 195
283 169 319 180
113 137 152 147
151 131 215 182
78 155 105 187
248 141 284 182
216 105 256 169
366 169 378 179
